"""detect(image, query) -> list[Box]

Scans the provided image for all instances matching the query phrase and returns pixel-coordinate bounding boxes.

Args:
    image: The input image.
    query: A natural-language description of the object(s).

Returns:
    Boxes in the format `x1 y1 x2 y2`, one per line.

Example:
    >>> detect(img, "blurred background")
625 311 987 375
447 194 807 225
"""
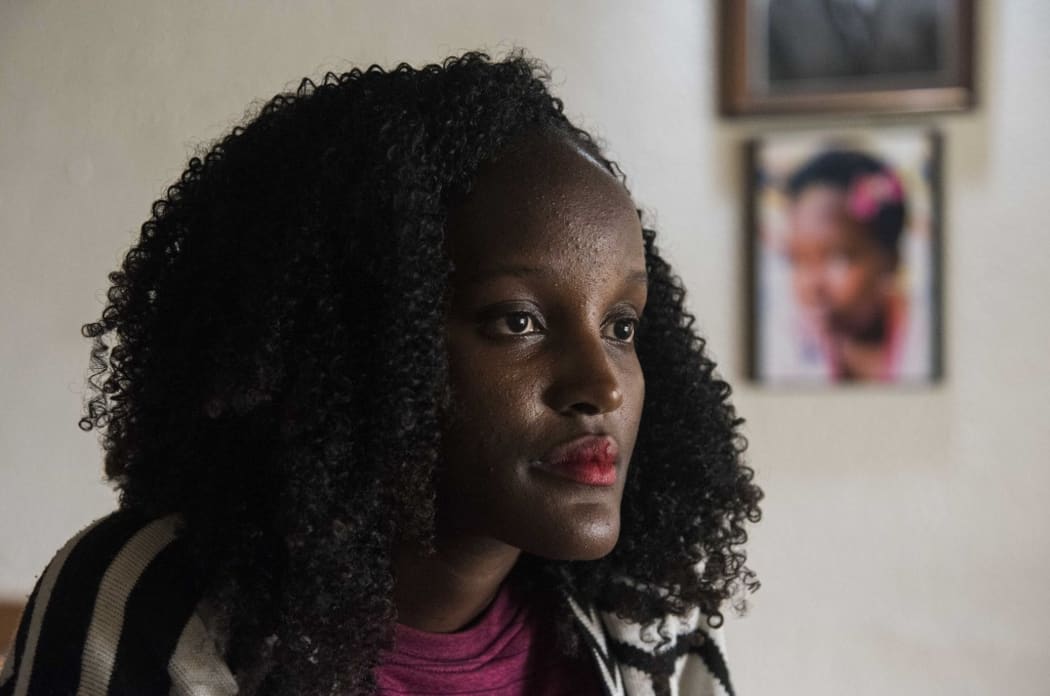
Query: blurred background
1 1 1047 693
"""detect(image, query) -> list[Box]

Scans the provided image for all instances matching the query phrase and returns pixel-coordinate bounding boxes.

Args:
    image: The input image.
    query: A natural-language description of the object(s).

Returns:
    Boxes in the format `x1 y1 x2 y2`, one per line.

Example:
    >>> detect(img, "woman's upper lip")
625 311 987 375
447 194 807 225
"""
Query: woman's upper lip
540 433 619 466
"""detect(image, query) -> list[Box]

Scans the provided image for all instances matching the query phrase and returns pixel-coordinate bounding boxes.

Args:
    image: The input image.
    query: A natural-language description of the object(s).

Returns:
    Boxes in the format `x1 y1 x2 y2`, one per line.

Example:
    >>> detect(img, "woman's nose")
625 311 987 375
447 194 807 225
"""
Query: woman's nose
543 329 624 416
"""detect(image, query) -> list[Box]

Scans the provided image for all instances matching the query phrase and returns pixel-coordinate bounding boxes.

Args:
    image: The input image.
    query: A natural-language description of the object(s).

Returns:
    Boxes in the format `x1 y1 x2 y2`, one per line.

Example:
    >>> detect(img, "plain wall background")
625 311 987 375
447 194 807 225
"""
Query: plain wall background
2 1 1048 693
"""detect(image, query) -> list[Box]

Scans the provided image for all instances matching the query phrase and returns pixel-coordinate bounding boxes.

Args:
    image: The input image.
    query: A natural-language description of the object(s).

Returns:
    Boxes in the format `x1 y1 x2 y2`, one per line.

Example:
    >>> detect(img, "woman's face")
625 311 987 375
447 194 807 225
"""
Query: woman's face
438 133 647 561
786 184 896 337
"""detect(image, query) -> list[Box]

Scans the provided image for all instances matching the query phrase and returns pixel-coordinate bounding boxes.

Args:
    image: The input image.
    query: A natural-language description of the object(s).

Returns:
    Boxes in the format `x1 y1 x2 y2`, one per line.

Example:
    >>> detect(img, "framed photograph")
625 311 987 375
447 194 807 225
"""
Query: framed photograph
746 128 943 385
720 0 975 116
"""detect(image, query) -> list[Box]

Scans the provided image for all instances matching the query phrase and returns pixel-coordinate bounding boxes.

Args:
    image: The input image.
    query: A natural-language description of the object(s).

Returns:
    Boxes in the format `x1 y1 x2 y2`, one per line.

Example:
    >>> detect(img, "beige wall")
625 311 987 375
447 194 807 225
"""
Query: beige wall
2 1 1047 693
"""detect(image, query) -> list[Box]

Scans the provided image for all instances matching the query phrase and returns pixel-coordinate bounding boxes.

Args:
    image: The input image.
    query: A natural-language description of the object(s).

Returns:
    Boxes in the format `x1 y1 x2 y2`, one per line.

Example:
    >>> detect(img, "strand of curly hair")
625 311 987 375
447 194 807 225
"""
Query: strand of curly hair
79 50 762 695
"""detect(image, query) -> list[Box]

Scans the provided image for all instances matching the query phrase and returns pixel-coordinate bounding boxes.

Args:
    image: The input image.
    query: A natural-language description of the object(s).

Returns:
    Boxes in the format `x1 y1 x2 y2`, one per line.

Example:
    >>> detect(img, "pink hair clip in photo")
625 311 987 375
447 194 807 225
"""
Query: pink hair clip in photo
847 172 904 222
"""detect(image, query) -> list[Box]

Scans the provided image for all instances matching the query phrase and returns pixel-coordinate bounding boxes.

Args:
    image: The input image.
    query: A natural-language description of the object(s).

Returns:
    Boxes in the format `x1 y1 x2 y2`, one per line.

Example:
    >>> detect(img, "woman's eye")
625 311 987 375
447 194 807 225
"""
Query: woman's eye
604 317 638 343
493 311 541 336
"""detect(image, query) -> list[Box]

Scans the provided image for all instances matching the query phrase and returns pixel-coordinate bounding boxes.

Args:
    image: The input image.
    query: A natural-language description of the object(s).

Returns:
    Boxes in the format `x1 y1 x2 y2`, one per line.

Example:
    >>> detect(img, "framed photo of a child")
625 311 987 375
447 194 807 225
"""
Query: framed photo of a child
747 128 943 385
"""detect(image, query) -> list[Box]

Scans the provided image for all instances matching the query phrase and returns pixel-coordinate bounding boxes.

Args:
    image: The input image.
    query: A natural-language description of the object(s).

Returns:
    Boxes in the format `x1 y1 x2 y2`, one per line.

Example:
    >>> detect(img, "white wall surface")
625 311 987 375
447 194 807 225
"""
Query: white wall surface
2 1 1047 693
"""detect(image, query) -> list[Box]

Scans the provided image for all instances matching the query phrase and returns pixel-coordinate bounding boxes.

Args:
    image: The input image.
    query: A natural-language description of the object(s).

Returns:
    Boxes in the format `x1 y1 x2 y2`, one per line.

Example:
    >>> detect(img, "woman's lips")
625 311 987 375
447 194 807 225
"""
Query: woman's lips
536 434 619 487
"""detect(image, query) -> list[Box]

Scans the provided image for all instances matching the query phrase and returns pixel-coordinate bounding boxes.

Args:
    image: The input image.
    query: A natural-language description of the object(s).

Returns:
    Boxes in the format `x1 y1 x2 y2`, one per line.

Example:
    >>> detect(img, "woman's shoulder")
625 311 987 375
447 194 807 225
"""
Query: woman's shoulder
600 605 733 696
563 591 735 696
1 509 237 695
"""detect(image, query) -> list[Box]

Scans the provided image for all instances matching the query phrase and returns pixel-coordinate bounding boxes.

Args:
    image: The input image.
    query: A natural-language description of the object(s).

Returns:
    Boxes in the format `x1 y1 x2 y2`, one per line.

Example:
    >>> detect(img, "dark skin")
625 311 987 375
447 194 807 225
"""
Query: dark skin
392 133 648 633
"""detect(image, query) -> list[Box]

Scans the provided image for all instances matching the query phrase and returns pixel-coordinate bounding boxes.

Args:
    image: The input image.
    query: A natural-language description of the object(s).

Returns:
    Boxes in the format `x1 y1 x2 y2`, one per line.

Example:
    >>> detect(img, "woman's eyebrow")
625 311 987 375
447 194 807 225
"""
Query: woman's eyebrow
465 264 550 283
625 270 649 287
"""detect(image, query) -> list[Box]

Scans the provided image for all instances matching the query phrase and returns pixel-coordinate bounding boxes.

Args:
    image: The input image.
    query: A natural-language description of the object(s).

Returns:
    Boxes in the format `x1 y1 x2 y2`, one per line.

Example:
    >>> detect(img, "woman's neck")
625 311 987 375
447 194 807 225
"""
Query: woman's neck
391 534 521 633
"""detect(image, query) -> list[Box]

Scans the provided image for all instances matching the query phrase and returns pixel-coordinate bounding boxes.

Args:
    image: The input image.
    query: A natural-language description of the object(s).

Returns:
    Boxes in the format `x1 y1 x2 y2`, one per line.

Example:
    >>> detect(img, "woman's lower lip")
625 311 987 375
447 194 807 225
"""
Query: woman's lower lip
536 435 618 487
539 460 617 486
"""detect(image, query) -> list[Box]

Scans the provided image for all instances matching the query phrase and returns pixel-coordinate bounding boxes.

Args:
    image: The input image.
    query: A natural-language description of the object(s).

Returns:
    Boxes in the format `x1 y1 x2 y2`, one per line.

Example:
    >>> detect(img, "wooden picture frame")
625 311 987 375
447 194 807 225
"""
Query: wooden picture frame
1 600 23 669
745 127 944 385
720 0 975 117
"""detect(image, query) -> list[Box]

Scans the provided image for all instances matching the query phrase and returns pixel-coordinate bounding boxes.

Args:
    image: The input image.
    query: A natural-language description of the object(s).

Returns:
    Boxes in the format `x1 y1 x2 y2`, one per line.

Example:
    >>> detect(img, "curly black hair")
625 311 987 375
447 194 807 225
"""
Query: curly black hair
79 50 762 695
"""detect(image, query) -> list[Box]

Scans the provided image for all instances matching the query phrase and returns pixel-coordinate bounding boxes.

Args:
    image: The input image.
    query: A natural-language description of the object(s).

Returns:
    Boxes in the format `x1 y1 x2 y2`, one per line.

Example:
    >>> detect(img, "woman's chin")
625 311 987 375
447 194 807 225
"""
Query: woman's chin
528 512 621 562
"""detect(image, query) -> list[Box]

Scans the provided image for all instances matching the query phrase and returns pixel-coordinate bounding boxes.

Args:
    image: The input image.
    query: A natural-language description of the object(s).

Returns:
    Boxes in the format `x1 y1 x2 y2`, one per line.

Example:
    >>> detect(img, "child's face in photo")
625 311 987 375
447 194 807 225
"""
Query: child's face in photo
438 134 648 561
786 184 895 337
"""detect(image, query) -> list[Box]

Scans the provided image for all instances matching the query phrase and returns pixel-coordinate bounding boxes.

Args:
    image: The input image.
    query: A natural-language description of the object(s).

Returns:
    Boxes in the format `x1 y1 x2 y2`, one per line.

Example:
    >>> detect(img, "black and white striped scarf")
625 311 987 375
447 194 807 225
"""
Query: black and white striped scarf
1 511 734 695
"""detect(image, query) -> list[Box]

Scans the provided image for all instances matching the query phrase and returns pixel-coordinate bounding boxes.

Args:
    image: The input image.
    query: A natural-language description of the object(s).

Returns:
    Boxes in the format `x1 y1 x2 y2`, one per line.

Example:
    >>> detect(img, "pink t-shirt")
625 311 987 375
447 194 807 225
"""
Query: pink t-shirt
374 580 604 695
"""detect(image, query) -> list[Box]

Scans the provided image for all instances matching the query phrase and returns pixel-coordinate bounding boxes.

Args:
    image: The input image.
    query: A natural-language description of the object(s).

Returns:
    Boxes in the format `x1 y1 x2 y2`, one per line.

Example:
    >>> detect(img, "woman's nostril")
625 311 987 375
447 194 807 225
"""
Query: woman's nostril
569 402 601 416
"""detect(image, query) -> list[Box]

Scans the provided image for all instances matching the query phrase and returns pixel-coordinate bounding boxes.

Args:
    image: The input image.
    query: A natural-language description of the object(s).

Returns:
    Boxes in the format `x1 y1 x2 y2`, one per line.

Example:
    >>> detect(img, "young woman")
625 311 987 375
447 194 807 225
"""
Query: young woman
0 52 762 696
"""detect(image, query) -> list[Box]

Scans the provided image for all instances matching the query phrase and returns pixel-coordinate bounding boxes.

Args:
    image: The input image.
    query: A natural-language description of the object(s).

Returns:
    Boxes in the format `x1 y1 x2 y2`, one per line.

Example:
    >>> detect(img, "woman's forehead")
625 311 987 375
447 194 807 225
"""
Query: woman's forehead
445 134 643 270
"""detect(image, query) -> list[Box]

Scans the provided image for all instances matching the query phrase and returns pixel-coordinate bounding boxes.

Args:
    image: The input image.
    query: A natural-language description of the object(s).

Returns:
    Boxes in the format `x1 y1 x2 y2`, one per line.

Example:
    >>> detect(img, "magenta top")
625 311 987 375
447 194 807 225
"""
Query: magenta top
374 580 604 695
